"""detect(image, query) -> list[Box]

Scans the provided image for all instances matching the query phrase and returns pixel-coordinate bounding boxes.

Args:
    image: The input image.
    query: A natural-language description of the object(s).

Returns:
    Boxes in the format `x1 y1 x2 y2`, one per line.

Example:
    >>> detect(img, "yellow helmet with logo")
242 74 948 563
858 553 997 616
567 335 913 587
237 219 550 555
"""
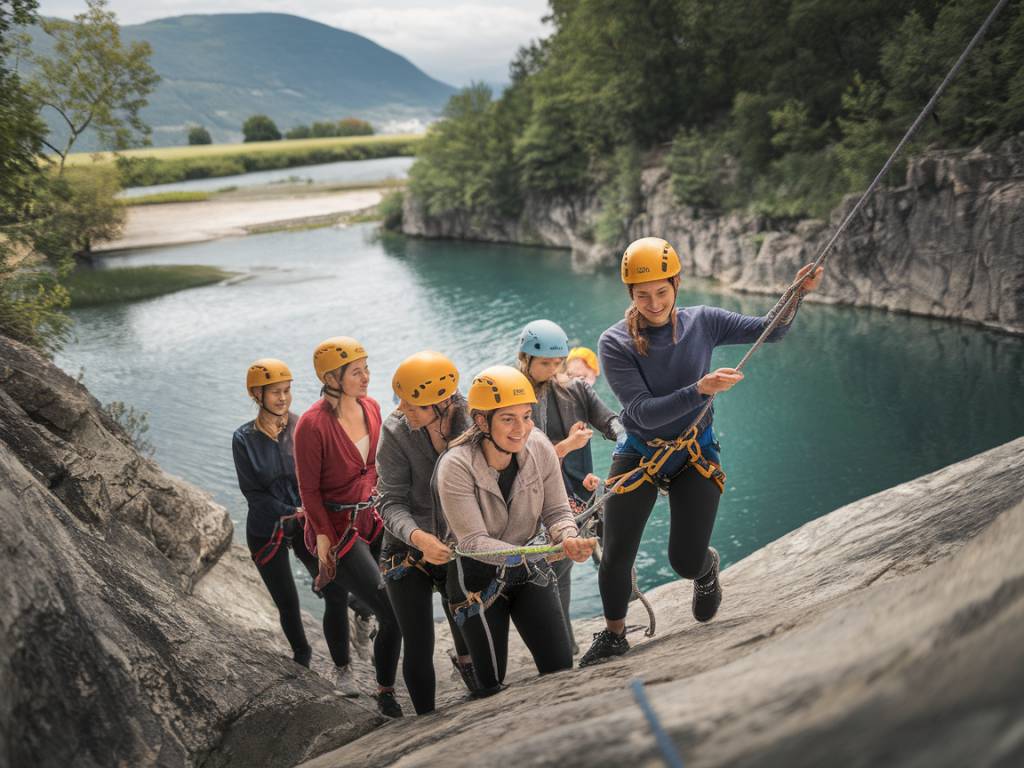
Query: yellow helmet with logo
392 351 459 406
313 336 367 382
246 358 293 396
467 365 537 411
566 346 599 375
621 237 682 284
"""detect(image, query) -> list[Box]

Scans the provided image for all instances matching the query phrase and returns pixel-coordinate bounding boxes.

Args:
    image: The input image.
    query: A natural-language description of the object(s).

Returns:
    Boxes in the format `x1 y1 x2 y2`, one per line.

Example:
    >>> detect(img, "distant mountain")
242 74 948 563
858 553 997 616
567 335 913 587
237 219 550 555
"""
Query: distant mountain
25 12 457 148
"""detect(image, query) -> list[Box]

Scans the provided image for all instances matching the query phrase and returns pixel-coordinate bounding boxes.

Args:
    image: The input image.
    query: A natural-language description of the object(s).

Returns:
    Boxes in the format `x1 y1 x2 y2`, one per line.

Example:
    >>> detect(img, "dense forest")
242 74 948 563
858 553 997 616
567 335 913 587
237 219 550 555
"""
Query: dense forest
409 0 1023 240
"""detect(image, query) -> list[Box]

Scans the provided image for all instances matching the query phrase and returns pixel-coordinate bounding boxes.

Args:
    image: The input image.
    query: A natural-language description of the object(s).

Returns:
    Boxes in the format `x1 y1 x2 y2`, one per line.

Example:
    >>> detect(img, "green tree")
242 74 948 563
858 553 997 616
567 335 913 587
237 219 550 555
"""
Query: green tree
337 117 374 136
187 125 211 145
285 124 311 139
1 0 72 351
242 114 281 142
28 0 160 173
310 120 337 138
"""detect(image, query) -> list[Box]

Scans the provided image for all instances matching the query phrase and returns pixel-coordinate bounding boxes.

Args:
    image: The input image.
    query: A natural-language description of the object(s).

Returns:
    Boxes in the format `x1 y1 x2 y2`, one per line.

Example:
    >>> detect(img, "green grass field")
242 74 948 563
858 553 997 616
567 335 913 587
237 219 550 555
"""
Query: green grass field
65 265 237 307
121 191 212 206
63 133 423 165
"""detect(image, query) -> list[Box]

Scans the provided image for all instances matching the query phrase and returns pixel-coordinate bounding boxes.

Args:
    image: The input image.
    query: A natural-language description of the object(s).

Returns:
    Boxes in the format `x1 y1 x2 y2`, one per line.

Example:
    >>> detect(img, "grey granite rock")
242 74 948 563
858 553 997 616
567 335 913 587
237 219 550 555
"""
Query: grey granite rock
0 334 382 768
301 436 1024 768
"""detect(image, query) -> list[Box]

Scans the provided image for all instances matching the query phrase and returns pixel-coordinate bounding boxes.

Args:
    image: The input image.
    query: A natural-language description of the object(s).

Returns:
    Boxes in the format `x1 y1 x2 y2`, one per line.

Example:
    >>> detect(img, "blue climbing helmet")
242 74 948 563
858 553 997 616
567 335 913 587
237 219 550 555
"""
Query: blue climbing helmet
518 319 570 358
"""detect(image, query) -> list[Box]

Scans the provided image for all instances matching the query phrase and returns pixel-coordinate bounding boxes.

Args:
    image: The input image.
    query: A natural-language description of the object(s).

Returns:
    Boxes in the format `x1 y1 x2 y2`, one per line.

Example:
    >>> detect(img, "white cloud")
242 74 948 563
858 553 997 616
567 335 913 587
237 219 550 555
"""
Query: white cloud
35 1 552 85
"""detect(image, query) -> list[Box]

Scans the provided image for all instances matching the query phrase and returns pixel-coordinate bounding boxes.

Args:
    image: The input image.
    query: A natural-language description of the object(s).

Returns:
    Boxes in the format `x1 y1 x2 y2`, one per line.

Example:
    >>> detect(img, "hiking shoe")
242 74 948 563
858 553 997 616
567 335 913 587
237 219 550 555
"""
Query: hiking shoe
331 665 360 698
375 690 404 718
693 547 722 623
351 613 375 660
450 653 483 696
578 629 629 668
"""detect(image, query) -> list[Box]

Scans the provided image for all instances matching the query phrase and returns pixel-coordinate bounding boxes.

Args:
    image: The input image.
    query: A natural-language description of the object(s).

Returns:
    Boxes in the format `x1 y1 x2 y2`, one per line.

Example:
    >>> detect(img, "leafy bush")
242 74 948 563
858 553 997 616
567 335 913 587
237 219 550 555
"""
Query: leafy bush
286 124 311 140
187 125 212 145
378 190 404 230
242 114 281 142
337 117 374 136
104 400 155 457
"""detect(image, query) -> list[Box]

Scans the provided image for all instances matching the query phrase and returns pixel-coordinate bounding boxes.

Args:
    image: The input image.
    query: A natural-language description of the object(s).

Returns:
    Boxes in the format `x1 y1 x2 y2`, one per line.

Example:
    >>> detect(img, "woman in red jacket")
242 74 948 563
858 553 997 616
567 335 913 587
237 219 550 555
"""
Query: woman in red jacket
294 336 402 718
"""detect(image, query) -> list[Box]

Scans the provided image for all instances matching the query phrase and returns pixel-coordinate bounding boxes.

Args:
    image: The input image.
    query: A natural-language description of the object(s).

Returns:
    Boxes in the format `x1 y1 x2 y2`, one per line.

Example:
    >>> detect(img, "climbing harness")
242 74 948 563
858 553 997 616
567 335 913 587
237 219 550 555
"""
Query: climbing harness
312 496 380 590
451 544 561 686
379 550 431 581
250 511 301 567
630 678 685 768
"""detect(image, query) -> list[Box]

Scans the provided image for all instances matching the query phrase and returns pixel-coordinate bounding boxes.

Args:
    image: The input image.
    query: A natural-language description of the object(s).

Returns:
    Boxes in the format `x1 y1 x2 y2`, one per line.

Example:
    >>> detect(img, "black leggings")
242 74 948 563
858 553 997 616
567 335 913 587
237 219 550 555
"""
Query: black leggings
247 527 341 663
446 560 572 690
323 538 402 687
598 453 720 621
551 557 575 645
385 562 469 715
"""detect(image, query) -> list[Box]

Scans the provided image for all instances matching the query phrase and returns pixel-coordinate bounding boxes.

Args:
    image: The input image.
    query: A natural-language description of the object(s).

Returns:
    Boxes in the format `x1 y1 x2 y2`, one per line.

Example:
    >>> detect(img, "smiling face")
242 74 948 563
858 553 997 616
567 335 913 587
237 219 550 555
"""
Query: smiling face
527 356 564 384
478 403 533 452
253 380 292 415
631 278 677 326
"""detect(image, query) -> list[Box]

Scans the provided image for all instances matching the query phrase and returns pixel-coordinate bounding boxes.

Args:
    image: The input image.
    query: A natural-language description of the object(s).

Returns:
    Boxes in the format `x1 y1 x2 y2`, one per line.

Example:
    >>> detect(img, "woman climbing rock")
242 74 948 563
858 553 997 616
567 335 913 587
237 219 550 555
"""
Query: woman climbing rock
579 237 822 667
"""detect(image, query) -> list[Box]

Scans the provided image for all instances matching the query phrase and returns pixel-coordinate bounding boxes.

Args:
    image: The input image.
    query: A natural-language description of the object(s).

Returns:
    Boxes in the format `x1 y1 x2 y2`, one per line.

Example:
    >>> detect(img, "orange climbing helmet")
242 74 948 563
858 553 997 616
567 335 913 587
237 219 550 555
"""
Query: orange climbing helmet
246 358 293 396
621 237 682 284
313 336 367 382
392 351 460 406
467 365 537 411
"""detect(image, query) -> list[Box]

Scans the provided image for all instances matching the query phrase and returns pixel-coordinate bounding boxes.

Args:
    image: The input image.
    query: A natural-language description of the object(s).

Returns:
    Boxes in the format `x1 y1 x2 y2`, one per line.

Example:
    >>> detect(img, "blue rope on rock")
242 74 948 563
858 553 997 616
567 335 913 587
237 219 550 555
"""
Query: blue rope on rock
630 678 684 768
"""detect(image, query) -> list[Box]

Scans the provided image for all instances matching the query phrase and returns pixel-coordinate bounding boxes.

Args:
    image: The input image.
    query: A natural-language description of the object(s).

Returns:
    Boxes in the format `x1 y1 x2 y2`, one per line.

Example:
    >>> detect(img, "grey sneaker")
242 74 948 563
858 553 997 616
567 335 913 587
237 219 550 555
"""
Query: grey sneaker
350 613 375 660
331 664 360 698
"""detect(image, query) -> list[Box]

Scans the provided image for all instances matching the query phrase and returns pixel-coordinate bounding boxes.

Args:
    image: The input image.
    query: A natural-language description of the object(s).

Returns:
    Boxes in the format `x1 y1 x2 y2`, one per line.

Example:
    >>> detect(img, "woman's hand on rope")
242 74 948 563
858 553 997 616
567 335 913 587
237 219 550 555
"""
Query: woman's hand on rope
796 263 824 293
557 421 593 457
410 529 453 564
582 473 601 492
562 536 598 563
697 368 744 396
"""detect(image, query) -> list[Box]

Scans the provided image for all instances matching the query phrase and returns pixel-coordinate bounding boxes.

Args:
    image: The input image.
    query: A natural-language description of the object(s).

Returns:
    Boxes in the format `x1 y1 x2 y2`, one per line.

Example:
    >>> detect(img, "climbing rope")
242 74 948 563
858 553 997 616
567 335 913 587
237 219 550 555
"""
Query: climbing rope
630 678 685 768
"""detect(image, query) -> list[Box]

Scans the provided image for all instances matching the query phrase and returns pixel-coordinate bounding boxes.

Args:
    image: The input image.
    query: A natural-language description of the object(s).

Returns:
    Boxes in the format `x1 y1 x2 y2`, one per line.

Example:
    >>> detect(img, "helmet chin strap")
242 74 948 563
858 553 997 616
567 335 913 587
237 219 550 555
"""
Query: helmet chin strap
481 412 514 456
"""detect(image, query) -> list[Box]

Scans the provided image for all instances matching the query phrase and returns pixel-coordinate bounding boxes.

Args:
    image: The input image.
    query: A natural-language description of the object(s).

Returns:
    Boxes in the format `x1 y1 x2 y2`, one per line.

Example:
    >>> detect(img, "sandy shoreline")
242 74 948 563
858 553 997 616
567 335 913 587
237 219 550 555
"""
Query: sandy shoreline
96 188 384 252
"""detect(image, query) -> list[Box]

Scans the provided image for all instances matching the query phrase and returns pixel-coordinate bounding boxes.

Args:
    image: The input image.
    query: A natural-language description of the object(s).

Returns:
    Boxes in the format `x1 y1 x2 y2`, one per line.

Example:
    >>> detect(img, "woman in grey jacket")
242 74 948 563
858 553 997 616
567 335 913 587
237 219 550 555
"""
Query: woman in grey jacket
516 318 624 653
377 351 475 715
438 365 596 693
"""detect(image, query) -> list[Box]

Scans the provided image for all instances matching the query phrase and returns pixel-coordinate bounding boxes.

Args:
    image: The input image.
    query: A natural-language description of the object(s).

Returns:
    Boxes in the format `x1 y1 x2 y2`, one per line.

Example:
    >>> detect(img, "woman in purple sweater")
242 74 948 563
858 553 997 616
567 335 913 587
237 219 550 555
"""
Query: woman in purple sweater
579 236 822 667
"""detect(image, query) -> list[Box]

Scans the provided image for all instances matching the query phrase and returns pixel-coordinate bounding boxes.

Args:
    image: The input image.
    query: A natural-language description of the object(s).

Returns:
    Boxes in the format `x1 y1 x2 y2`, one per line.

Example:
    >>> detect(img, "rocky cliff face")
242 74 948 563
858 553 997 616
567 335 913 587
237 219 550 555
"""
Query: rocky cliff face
402 136 1024 334
305 436 1024 768
0 334 382 768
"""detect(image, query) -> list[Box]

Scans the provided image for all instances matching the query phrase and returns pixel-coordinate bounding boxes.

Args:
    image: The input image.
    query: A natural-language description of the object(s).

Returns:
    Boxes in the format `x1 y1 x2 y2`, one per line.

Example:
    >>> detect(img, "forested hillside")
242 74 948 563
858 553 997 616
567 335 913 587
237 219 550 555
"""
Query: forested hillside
410 0 1023 240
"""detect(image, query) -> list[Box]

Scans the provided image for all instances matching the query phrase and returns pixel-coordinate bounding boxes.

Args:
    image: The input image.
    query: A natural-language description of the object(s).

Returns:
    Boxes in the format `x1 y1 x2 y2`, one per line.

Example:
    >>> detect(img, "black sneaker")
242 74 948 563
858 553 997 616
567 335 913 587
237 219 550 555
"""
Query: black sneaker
375 690 403 718
693 547 722 622
578 629 629 668
292 647 312 668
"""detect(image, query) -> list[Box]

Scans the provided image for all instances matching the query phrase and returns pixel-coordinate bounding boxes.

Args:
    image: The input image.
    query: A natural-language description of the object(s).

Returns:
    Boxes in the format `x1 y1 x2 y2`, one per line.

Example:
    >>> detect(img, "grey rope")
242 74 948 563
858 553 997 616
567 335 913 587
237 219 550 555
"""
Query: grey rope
631 567 657 638
456 554 501 689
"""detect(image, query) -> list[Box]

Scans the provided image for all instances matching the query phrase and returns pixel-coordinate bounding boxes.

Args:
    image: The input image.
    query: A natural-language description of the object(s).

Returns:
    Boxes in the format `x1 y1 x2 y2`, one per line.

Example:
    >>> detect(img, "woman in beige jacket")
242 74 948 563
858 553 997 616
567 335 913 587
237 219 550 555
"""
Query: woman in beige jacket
437 365 596 693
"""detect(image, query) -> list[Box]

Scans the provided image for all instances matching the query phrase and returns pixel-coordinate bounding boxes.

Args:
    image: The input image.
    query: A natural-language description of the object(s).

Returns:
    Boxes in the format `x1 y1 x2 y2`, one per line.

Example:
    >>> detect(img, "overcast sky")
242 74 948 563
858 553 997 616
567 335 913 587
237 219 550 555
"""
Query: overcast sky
36 1 552 86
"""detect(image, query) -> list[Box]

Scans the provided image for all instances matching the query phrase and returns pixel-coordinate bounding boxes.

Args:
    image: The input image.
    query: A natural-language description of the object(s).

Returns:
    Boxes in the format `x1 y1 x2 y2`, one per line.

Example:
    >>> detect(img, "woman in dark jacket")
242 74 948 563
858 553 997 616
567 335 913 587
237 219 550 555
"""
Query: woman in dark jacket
233 358 338 670
516 319 623 652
